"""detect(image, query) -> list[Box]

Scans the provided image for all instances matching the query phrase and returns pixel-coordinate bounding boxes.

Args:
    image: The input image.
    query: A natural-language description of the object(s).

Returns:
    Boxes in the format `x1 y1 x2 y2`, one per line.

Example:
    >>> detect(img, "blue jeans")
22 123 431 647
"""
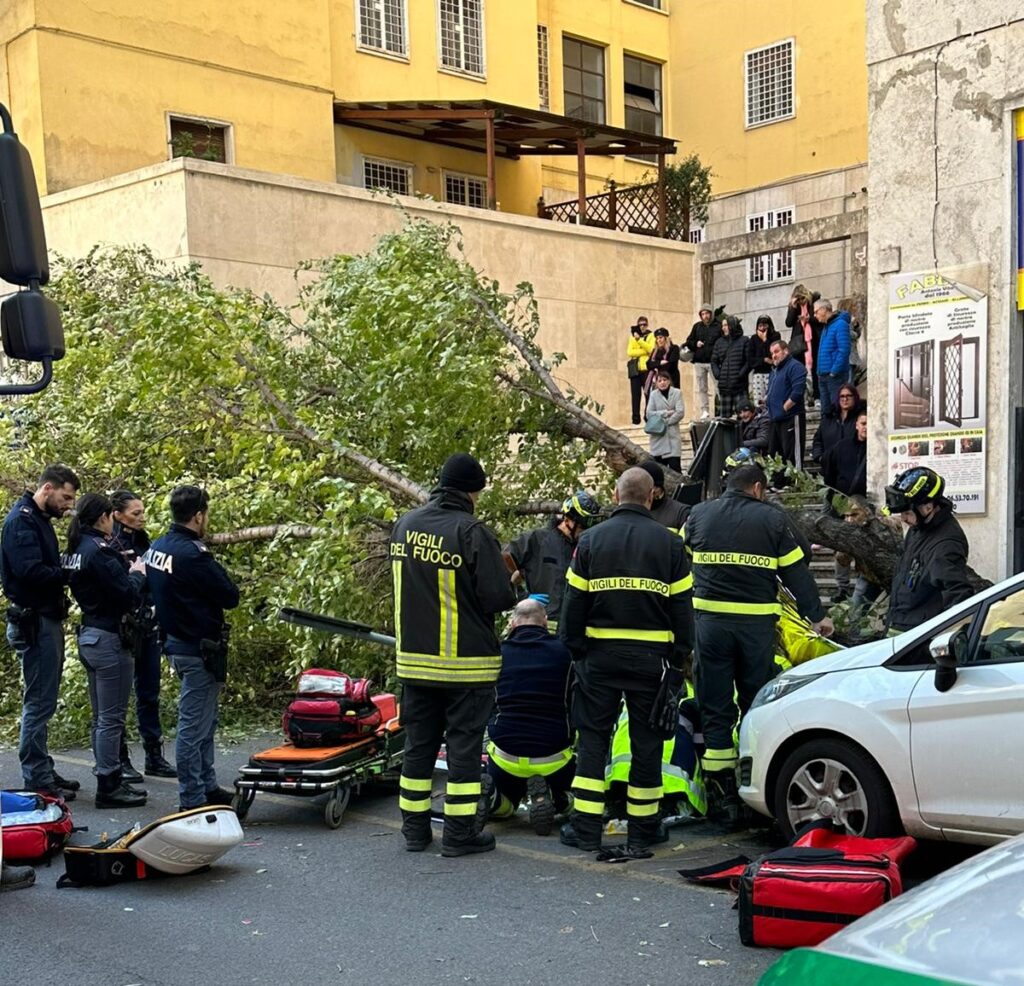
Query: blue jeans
818 372 849 413
78 627 133 777
167 649 221 808
134 634 164 744
8 616 65 787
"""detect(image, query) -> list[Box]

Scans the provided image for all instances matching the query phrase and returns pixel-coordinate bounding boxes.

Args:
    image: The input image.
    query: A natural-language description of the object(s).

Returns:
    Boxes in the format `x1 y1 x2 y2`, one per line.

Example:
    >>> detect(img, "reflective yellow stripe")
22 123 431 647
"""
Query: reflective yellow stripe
627 801 660 817
777 546 804 567
398 651 501 668
627 785 663 801
397 665 501 683
666 526 681 536
443 801 478 816
692 551 777 570
399 796 431 812
669 575 693 594
438 568 457 658
392 559 403 651
400 776 433 792
566 568 589 591
572 775 605 793
573 798 605 815
693 599 781 616
703 747 738 767
587 576 670 596
446 781 481 796
585 627 673 642
487 743 573 778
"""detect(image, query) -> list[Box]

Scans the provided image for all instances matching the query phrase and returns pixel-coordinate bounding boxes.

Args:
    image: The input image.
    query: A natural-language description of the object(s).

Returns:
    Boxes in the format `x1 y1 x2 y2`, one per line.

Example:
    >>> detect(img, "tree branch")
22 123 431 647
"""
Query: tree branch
208 524 321 545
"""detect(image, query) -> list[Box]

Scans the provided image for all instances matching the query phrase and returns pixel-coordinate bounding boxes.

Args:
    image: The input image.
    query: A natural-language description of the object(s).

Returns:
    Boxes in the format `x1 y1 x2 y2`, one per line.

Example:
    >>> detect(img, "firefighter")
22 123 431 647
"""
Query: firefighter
685 463 832 830
559 467 693 855
637 460 689 535
884 467 973 632
503 490 601 630
390 453 517 857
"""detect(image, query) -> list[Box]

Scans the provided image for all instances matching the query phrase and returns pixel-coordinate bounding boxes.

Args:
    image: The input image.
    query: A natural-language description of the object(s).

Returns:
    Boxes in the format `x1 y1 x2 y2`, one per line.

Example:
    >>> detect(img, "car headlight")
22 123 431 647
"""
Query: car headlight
750 673 823 709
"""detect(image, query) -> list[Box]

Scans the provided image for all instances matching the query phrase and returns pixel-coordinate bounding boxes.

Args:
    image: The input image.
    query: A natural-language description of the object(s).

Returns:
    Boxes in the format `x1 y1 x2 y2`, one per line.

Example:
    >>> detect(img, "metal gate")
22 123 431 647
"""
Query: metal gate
940 335 963 427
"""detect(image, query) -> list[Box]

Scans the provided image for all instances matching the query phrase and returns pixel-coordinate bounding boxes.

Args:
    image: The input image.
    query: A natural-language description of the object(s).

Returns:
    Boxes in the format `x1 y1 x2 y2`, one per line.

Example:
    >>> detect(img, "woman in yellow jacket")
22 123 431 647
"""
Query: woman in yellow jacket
627 315 656 424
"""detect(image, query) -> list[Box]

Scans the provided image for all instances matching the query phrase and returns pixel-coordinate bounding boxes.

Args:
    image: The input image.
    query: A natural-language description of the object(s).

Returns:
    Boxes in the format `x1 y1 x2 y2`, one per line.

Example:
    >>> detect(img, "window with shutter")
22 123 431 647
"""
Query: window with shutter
169 117 229 163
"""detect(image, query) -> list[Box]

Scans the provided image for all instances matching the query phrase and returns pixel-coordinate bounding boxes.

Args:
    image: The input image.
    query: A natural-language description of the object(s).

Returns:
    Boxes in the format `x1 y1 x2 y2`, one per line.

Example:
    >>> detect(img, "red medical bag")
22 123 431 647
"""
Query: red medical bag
1 791 74 863
282 669 382 746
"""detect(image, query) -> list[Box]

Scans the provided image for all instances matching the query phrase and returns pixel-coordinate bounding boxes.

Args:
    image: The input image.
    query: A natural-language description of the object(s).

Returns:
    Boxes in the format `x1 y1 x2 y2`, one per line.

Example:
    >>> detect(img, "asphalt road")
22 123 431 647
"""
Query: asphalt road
1 738 789 986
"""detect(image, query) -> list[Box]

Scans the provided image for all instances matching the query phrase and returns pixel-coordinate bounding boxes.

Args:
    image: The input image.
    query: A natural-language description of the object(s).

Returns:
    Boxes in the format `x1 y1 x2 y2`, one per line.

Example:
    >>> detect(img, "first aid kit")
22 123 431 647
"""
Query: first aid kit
282 668 383 746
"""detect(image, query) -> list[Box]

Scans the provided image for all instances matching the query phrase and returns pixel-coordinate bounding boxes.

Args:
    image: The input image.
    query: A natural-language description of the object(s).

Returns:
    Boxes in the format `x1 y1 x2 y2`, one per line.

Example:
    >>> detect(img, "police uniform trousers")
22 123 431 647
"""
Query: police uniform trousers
77 626 134 777
693 612 776 773
133 633 165 746
398 683 492 847
570 655 663 848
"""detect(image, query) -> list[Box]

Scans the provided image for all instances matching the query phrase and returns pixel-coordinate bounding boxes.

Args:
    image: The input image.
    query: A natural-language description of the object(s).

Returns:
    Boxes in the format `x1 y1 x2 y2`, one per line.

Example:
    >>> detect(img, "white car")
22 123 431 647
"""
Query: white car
739 572 1024 845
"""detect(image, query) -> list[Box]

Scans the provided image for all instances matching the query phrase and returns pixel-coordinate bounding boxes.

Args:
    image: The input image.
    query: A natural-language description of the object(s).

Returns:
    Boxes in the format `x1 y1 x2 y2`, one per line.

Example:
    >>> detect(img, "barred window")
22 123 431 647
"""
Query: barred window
537 25 550 110
747 208 793 285
563 37 605 124
745 39 794 127
628 0 664 8
358 0 407 57
687 227 704 244
439 0 485 76
363 157 412 196
444 172 487 209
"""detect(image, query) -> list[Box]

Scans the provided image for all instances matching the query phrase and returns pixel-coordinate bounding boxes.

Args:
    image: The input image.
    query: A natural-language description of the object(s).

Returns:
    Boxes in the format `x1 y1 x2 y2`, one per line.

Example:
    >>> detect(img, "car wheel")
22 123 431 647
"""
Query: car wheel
772 738 901 840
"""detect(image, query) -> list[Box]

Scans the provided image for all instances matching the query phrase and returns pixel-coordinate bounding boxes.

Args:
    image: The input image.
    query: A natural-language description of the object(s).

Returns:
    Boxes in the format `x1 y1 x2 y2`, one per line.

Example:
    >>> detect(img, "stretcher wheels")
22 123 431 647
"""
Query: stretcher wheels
324 784 351 829
231 787 256 821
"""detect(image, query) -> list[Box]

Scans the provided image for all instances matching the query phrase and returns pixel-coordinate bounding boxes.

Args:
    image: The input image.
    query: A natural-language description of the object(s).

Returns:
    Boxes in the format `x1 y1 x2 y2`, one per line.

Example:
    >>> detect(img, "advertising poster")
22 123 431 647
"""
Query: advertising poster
887 267 987 514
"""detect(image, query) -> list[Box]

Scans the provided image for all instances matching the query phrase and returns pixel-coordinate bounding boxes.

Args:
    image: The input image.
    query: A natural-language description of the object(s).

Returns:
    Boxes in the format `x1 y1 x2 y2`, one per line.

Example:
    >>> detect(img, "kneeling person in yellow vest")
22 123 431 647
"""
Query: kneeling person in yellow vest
390 454 518 858
485 599 575 835
685 463 833 832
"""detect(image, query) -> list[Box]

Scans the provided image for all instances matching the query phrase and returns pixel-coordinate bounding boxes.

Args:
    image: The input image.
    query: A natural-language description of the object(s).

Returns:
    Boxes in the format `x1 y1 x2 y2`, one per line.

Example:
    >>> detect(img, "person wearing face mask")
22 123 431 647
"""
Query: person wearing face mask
1 464 81 801
64 493 149 808
503 490 601 632
110 490 176 780
637 460 689 536
884 468 973 634
145 485 239 812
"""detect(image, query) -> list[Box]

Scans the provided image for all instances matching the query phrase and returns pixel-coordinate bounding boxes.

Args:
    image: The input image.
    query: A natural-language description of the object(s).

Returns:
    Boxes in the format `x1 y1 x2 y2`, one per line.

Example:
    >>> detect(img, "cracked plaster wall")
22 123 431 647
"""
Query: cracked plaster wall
868 2 1024 578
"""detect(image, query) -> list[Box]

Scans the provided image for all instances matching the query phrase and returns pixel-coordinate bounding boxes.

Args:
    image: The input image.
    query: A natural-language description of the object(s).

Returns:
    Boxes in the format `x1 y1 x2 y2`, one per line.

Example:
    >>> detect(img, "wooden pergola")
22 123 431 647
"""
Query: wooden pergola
334 99 678 227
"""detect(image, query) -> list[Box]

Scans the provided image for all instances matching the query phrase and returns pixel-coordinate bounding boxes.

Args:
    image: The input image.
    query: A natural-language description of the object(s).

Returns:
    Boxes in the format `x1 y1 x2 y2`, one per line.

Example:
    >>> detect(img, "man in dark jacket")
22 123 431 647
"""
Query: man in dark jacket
485 599 574 836
390 453 517 857
766 339 807 469
559 467 693 854
711 315 749 417
884 467 974 633
736 398 770 453
684 303 717 419
822 410 867 497
638 460 689 535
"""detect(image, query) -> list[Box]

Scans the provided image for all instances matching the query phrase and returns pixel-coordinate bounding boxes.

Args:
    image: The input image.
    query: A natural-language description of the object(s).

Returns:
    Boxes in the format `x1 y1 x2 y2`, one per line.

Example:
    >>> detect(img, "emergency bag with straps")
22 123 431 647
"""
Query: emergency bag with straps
282 668 382 746
1 789 74 863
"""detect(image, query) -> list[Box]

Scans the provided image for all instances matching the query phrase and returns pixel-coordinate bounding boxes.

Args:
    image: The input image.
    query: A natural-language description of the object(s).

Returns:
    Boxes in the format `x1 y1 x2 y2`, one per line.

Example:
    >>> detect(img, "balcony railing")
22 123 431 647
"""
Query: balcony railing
538 180 691 241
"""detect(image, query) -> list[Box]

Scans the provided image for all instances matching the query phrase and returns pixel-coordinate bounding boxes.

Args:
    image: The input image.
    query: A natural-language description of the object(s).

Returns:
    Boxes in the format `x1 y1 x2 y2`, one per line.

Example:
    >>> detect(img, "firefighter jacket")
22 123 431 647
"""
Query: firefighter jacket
649 495 690 536
685 490 824 622
887 507 973 631
390 487 517 687
559 503 693 668
504 521 574 623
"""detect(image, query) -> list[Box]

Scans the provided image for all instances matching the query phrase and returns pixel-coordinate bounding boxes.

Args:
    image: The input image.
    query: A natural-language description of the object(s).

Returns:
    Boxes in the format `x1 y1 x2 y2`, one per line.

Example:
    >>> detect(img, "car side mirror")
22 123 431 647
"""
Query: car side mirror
930 627 966 692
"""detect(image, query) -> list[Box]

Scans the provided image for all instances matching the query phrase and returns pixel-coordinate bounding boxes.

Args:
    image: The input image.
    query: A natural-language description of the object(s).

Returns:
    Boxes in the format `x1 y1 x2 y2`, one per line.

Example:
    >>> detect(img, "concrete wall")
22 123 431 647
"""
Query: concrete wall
866 2 1024 580
39 158 696 429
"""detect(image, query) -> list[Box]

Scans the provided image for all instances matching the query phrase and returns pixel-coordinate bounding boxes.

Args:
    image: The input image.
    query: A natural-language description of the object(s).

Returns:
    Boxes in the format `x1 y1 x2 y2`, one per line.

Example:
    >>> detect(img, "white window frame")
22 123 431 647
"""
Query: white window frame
362 155 414 196
687 227 704 244
355 0 409 60
623 0 668 12
437 0 487 79
442 170 488 209
744 38 795 129
746 207 794 286
537 24 550 110
165 112 234 164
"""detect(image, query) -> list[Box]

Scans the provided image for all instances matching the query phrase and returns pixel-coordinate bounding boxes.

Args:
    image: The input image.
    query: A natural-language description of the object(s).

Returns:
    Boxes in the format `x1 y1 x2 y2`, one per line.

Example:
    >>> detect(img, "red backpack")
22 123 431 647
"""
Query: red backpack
282 669 383 747
1 790 75 863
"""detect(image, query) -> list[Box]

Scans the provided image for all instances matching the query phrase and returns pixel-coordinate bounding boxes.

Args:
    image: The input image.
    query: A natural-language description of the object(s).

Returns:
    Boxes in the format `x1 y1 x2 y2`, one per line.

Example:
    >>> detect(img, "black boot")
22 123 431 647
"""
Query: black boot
527 775 556 836
203 787 235 807
440 832 496 857
144 740 176 778
705 769 744 833
559 821 600 852
120 738 144 785
0 862 35 893
96 771 147 809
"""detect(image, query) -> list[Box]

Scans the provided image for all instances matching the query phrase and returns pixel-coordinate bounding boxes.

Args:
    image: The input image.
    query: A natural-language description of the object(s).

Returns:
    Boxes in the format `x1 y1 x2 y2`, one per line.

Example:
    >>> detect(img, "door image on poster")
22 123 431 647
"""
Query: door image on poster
939 335 980 428
894 341 934 429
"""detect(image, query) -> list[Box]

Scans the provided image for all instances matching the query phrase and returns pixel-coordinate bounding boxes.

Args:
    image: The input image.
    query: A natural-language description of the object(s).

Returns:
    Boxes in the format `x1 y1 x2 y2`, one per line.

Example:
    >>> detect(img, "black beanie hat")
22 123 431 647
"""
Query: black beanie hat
638 459 665 488
439 453 487 493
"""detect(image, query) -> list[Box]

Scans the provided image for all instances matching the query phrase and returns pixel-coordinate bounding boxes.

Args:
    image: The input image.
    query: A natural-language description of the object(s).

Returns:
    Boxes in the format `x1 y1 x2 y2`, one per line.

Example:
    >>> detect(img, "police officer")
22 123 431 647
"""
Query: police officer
110 490 176 780
685 463 832 830
884 467 973 632
637 460 689 535
502 490 601 628
390 453 517 857
145 486 239 811
1 464 80 799
485 599 575 836
64 493 148 808
559 466 693 854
